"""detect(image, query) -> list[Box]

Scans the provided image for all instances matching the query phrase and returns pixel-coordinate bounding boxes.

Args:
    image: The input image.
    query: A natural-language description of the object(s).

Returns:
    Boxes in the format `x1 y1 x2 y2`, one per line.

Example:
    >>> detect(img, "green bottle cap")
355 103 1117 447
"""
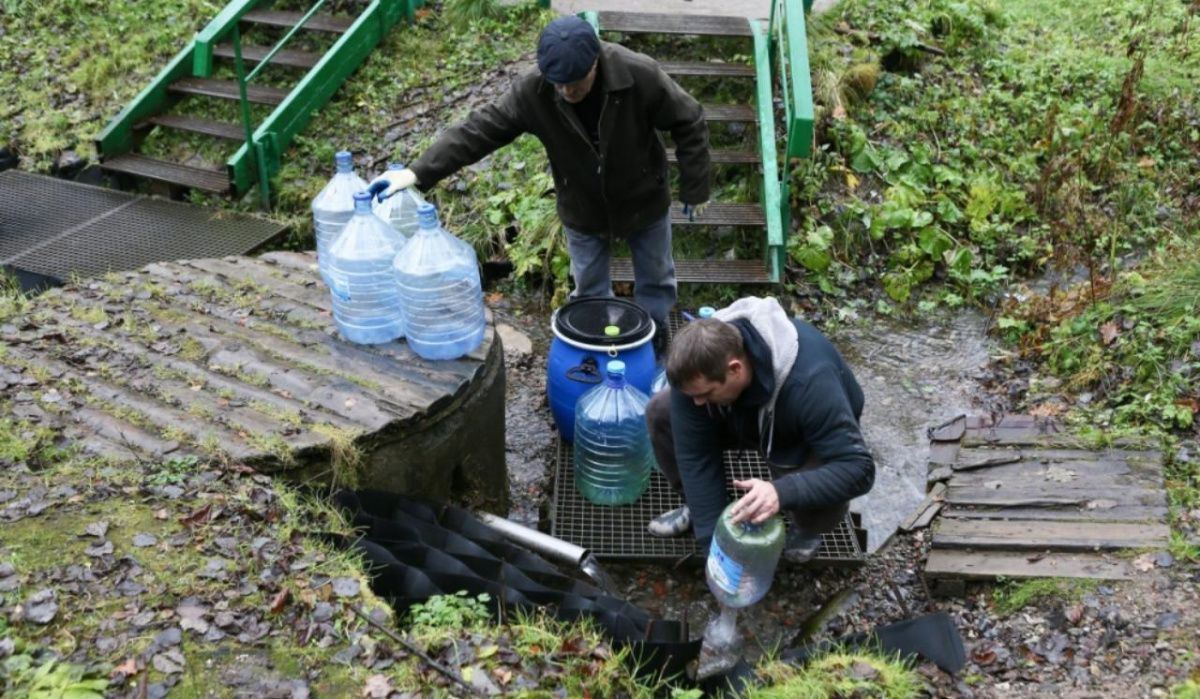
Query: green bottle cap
604 325 620 337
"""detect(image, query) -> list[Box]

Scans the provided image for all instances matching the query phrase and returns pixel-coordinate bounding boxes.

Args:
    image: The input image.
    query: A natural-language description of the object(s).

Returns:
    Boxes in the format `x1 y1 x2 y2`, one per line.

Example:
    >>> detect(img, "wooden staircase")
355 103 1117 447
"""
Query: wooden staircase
96 0 412 197
591 10 778 285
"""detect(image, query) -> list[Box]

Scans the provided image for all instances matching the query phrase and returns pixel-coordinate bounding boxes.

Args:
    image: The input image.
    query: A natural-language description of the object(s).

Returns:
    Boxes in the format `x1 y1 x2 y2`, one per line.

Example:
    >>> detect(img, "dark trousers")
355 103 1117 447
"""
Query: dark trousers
645 391 849 538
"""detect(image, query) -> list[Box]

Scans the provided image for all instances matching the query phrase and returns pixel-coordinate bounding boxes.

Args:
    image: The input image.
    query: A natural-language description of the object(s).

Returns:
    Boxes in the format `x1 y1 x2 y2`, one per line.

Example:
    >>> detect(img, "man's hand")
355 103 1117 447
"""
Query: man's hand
730 479 780 524
368 168 418 200
681 201 709 222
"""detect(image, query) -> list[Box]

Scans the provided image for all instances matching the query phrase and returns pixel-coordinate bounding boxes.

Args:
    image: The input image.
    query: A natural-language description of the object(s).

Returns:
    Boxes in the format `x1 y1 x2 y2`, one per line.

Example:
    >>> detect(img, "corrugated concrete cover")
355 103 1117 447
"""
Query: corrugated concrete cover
0 251 507 509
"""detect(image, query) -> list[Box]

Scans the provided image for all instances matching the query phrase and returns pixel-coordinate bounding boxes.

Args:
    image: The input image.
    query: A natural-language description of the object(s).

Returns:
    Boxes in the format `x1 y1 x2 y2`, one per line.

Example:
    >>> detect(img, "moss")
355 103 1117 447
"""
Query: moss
992 577 1098 616
245 432 296 468
179 337 208 362
69 304 108 325
752 651 921 699
312 423 365 488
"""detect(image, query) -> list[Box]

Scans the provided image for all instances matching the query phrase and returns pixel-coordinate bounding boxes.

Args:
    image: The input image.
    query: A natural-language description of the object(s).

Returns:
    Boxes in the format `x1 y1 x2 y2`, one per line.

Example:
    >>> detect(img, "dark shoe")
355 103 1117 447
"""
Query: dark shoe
652 323 670 358
782 529 823 564
647 505 691 537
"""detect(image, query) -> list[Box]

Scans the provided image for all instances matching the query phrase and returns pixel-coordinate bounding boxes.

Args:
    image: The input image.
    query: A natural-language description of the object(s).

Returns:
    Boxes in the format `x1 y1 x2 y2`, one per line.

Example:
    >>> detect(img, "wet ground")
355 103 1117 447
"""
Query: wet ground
491 291 999 661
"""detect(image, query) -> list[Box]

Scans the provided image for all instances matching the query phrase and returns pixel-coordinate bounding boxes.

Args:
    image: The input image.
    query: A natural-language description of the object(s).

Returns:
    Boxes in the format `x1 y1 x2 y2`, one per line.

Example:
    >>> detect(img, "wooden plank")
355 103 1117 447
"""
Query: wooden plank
933 518 1170 551
946 485 1166 508
954 446 1162 466
951 454 1023 471
943 505 1169 524
900 482 945 531
948 467 1160 491
925 549 1132 581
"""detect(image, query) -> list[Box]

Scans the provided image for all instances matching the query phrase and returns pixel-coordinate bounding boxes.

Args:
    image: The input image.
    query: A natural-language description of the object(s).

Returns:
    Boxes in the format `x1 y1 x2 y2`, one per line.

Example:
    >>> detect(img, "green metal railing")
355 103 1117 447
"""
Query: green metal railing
228 0 409 204
750 19 786 282
770 0 814 161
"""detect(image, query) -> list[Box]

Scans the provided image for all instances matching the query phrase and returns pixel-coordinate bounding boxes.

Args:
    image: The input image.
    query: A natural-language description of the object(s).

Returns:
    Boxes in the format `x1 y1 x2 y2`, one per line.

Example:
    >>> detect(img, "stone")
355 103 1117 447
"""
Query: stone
496 323 533 356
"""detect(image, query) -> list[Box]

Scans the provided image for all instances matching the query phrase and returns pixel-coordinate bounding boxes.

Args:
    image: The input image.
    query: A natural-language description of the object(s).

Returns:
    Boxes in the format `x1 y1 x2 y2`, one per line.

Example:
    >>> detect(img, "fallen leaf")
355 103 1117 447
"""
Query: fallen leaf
477 645 499 659
1099 321 1120 345
1132 553 1156 572
111 657 138 678
492 667 512 685
152 649 185 674
971 643 998 666
361 674 393 698
154 508 169 520
1137 156 1156 168
331 577 360 598
270 588 291 615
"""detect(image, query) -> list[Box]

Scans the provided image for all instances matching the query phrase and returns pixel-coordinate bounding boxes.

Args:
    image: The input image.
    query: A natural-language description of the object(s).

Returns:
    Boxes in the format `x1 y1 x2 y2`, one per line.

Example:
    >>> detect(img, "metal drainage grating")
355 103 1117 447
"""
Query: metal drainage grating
0 171 286 281
551 440 867 565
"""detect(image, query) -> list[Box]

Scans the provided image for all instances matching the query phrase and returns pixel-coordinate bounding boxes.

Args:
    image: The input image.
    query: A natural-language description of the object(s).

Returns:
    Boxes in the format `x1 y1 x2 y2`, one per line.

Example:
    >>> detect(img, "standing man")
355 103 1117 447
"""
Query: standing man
373 15 712 352
644 297 875 562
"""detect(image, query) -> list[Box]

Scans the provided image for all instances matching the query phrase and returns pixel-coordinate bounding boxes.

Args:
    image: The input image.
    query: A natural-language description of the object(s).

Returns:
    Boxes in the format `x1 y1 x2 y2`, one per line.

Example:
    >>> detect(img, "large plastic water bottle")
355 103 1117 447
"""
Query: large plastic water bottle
326 191 405 345
705 501 785 608
313 151 369 285
650 305 717 394
393 202 486 360
573 360 654 505
374 163 426 240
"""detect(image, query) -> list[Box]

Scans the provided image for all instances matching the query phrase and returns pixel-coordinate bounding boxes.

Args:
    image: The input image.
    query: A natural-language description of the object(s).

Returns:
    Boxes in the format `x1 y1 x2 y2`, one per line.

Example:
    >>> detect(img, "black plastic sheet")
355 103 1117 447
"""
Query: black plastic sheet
329 490 702 681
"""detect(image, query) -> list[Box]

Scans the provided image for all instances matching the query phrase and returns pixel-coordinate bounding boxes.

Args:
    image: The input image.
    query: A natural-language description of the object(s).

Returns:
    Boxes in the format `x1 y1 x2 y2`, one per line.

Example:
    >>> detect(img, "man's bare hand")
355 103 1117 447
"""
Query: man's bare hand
730 479 780 524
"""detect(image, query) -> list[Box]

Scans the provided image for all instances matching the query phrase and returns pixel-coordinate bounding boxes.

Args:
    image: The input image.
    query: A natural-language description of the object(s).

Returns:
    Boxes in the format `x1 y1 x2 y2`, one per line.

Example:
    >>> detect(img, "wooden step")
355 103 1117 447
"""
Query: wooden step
611 258 771 284
598 11 751 37
99 154 229 193
661 60 755 79
932 518 1170 552
703 103 756 122
671 201 765 227
240 8 354 33
668 148 760 165
213 43 321 70
139 114 245 141
168 78 288 106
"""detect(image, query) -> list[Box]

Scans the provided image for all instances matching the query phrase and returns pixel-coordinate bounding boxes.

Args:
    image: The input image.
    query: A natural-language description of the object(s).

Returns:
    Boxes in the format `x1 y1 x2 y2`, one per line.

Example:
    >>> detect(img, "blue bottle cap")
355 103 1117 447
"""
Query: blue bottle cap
335 150 353 173
606 360 626 376
417 202 439 229
388 162 406 170
352 191 373 212
699 306 716 318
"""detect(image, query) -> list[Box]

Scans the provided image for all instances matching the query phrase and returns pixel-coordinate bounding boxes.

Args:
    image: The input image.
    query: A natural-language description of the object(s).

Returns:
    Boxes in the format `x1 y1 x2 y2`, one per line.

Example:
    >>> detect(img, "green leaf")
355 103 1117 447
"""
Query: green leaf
946 247 974 276
882 271 913 303
917 227 953 258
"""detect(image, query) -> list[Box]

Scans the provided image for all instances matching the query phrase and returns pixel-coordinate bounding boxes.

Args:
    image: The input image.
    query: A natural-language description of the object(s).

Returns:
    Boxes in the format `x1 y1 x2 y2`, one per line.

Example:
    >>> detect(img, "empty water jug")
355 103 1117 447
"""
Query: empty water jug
705 502 784 608
326 191 405 345
313 151 369 285
650 305 715 394
393 202 486 360
573 360 653 505
374 163 426 240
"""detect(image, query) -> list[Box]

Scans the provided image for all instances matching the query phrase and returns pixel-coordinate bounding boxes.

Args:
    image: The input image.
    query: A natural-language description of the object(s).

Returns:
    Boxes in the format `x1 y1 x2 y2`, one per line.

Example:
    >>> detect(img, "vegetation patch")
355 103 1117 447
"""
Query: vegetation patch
750 650 921 699
992 577 1098 616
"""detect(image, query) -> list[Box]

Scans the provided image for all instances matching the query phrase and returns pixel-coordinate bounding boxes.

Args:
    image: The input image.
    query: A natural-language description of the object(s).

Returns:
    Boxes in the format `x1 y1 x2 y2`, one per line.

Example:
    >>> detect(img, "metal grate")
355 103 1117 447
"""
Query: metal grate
550 441 866 565
0 171 285 282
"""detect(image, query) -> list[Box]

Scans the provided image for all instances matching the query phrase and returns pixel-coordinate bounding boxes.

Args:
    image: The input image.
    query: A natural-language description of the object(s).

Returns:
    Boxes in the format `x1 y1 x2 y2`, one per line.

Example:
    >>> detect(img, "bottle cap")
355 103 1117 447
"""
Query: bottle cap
604 325 620 337
699 306 716 318
606 360 626 376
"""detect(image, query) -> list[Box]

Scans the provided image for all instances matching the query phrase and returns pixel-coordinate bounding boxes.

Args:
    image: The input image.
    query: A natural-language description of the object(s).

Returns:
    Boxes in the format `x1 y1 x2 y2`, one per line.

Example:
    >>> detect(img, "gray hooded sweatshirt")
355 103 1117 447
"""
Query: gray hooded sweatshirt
668 297 875 543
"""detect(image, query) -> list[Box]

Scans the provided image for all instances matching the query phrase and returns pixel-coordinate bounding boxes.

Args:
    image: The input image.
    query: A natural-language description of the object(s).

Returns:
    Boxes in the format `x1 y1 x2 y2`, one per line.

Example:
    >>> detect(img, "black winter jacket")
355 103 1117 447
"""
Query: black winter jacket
410 41 711 236
670 319 875 543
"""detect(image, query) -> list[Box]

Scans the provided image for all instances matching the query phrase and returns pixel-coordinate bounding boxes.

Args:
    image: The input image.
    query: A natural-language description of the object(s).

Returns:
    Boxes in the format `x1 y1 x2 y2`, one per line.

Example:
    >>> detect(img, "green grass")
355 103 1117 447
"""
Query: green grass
750 650 921 699
992 577 1099 616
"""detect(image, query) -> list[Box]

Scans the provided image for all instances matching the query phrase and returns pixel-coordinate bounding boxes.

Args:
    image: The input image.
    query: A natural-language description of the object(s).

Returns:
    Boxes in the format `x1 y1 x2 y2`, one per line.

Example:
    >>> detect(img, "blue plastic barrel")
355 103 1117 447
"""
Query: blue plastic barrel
547 297 656 442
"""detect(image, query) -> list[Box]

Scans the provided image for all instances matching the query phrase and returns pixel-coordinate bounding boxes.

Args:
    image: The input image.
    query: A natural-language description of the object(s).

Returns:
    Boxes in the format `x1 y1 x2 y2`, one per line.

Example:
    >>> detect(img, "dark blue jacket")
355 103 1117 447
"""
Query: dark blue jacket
670 318 875 543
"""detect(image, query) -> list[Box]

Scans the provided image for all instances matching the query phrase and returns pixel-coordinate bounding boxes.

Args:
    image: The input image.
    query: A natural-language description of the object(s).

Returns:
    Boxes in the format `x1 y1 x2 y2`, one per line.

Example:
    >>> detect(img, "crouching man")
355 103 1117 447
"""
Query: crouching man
645 296 875 561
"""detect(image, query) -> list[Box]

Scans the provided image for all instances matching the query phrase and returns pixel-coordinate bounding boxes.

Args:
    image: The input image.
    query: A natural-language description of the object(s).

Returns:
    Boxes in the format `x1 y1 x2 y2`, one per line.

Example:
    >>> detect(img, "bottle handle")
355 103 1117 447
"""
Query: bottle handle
565 357 603 384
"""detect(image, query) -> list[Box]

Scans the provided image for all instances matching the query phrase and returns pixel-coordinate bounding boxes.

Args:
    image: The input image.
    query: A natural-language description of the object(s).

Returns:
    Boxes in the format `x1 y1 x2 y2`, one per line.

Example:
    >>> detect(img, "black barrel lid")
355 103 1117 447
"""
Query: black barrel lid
554 297 653 345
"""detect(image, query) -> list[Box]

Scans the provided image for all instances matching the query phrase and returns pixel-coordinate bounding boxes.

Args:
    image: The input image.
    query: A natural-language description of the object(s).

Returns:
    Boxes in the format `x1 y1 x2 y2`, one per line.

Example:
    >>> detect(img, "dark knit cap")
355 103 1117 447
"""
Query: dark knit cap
536 16 600 84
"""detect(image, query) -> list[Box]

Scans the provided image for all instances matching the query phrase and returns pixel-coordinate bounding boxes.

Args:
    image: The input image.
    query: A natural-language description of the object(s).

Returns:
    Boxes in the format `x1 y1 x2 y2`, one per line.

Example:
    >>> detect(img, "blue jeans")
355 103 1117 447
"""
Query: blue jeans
563 211 676 331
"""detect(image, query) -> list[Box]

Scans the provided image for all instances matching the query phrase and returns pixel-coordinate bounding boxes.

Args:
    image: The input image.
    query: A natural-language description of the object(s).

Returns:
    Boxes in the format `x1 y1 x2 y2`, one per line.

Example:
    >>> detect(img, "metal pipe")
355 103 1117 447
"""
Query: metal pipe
477 512 589 567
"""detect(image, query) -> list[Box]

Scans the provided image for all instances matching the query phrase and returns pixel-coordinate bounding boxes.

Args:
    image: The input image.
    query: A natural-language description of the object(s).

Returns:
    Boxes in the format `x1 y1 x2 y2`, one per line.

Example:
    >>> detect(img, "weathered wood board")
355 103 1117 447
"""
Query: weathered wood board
0 251 507 509
918 415 1168 592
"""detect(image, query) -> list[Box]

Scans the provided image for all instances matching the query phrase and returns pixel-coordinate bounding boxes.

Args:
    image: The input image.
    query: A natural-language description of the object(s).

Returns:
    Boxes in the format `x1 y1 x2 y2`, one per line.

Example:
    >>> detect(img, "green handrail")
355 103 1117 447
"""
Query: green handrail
750 19 786 283
230 0 331 207
194 0 264 77
769 0 814 160
226 0 410 200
